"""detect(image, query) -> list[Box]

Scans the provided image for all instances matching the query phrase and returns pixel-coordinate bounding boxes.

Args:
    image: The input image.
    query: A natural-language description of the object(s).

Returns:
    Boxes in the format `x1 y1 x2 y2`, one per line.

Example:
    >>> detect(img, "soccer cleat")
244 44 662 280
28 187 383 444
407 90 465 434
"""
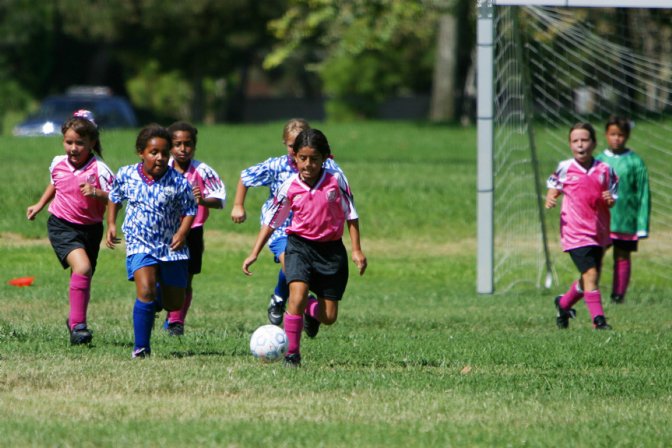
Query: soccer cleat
303 313 321 338
267 294 286 325
66 319 93 345
284 353 301 367
132 347 150 359
167 322 184 337
554 296 576 329
611 294 624 304
593 315 612 330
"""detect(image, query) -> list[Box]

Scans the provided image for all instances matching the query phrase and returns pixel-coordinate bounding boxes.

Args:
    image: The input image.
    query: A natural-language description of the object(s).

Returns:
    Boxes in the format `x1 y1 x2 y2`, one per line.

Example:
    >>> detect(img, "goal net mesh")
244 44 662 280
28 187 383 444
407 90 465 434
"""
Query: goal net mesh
493 6 672 296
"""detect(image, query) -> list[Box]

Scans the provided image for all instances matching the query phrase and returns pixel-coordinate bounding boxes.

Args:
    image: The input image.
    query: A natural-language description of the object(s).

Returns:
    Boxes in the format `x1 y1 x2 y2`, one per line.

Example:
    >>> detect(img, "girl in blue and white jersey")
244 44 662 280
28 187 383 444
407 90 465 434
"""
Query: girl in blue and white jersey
106 124 197 358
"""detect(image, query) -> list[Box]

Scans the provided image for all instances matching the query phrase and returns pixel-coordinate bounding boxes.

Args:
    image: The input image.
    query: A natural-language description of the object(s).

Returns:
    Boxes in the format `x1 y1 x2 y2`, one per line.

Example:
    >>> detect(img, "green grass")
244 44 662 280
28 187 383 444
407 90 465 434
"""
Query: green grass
1 122 671 447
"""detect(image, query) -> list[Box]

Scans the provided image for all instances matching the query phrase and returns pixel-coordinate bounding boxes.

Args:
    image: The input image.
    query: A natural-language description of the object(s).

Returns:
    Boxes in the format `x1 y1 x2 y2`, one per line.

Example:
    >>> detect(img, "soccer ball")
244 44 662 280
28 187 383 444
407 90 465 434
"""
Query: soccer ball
249 324 288 362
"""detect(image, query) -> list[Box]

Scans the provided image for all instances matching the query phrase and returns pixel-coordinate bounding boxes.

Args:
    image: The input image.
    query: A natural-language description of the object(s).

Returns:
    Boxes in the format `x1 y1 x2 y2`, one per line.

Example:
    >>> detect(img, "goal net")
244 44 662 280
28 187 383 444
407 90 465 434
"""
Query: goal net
487 4 672 296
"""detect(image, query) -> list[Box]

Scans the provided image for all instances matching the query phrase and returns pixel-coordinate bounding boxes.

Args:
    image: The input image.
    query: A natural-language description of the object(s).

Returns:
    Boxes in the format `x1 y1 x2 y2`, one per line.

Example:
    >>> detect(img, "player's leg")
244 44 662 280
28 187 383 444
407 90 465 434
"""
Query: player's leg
48 217 103 345
128 255 160 358
611 242 633 303
303 238 348 338
158 259 189 338
166 228 202 335
267 234 289 325
283 280 310 366
577 247 610 329
65 248 94 344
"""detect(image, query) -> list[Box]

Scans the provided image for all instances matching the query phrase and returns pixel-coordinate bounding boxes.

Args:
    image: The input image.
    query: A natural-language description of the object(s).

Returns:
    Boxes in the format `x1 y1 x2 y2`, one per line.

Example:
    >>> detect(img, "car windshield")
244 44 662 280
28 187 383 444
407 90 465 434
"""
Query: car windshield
32 98 99 121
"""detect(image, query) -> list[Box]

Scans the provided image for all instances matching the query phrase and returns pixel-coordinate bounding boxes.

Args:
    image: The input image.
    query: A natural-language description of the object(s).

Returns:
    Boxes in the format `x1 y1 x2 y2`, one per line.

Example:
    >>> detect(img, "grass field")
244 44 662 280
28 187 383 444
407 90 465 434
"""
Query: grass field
1 121 671 447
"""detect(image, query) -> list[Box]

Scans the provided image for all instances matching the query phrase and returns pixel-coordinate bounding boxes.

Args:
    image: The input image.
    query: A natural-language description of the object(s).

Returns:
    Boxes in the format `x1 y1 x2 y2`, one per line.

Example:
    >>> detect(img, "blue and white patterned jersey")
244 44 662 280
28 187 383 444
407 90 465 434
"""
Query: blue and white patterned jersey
240 154 344 245
109 163 197 261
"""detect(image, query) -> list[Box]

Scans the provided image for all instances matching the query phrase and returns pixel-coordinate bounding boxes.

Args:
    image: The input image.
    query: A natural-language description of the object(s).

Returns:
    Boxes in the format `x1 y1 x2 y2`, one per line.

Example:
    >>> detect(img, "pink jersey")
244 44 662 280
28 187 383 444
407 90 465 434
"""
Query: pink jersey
264 168 358 242
547 158 618 251
169 159 226 228
48 155 115 225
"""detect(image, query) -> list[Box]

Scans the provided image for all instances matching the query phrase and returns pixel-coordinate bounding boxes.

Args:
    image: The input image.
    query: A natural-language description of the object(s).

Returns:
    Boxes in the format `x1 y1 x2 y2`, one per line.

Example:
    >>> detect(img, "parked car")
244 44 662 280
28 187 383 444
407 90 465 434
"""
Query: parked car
13 86 138 136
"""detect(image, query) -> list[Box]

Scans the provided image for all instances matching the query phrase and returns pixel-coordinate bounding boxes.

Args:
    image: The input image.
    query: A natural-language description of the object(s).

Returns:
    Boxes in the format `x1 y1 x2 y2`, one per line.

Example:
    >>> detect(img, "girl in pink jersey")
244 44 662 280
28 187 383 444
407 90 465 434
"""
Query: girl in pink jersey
546 122 617 330
162 121 226 336
26 110 114 345
242 128 367 366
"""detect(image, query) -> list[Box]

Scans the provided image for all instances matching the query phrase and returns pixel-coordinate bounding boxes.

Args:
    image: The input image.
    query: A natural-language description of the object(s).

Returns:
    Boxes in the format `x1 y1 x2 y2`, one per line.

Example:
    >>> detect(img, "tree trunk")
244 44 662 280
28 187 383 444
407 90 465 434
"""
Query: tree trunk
430 14 457 122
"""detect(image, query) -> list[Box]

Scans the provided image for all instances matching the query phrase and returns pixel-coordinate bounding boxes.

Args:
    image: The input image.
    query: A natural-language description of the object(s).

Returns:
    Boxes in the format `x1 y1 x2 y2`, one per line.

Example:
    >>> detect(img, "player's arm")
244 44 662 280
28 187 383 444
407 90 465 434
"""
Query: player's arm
26 183 55 220
242 225 274 275
79 183 109 203
347 219 367 276
170 215 195 251
106 201 121 249
231 178 248 223
545 188 561 209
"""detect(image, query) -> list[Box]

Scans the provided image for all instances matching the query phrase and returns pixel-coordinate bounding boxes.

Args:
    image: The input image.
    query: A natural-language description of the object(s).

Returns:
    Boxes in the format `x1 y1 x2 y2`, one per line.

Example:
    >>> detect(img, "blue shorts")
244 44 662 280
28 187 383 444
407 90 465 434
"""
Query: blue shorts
268 234 288 263
126 253 189 288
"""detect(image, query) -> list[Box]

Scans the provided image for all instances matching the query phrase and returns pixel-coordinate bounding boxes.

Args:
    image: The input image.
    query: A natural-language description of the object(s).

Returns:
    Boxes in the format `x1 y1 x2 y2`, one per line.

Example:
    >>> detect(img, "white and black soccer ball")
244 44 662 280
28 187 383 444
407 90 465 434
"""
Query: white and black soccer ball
249 324 288 362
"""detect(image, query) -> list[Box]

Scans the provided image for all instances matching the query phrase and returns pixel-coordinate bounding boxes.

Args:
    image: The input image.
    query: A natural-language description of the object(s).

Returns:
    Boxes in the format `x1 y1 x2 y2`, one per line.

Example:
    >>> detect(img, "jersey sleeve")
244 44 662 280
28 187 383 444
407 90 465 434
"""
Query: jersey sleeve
607 164 619 199
48 156 66 185
547 162 565 191
96 159 116 192
196 162 226 208
263 176 293 229
108 166 128 204
337 171 358 221
240 157 275 188
635 156 651 237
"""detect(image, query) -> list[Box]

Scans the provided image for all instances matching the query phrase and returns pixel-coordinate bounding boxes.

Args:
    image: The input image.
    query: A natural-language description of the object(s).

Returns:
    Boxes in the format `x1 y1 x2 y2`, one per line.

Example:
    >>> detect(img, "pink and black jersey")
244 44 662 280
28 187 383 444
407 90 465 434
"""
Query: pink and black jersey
48 154 114 225
264 168 358 242
169 159 226 228
547 158 618 251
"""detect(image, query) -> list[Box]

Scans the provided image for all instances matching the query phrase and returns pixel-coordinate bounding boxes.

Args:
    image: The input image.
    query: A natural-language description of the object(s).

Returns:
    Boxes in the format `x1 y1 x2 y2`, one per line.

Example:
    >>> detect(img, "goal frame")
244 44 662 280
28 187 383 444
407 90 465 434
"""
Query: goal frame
476 0 670 294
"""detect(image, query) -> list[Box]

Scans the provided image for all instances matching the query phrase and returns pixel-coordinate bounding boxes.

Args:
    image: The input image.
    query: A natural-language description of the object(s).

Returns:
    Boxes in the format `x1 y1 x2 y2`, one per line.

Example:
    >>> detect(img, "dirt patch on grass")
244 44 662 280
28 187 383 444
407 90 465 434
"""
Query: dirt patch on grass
0 232 51 248
1 230 475 257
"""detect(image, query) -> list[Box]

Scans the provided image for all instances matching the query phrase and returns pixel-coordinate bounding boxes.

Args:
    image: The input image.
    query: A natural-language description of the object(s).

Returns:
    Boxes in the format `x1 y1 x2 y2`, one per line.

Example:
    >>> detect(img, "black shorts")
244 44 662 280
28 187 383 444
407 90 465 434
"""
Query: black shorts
187 226 204 275
612 238 638 252
568 245 604 274
47 214 103 272
284 234 349 300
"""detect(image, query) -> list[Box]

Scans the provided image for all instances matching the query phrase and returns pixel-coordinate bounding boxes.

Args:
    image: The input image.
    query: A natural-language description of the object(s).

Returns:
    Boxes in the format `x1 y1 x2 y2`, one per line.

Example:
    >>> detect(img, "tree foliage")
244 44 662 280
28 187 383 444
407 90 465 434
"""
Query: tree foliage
265 0 450 120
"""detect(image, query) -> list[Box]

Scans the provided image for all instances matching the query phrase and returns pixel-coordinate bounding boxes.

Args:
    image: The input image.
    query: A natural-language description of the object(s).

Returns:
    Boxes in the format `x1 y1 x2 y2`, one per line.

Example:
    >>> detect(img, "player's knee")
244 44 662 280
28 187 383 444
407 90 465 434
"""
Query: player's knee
137 285 156 302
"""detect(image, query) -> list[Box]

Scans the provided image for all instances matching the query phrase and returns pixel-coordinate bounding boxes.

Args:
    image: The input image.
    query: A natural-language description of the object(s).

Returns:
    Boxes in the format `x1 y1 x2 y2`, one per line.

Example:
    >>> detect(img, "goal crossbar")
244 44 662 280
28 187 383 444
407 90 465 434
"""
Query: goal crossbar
492 1 671 7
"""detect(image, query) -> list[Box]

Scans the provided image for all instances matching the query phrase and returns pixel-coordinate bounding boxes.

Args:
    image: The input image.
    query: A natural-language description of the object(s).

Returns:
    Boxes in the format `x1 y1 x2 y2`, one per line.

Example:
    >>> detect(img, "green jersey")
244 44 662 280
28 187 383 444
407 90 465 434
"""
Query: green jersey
596 149 650 238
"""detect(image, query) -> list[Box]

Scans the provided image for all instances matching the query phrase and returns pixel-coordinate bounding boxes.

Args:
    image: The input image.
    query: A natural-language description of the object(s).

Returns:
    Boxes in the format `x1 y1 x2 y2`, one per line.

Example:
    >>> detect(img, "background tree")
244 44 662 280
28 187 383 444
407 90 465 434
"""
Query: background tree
265 0 474 122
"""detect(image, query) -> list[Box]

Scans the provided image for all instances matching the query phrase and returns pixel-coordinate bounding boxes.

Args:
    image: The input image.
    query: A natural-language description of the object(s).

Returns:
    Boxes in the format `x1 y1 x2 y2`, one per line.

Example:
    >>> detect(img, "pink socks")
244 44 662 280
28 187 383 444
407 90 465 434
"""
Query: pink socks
167 291 193 324
69 273 91 329
305 295 320 320
583 290 605 320
613 258 631 297
284 314 303 356
559 280 583 310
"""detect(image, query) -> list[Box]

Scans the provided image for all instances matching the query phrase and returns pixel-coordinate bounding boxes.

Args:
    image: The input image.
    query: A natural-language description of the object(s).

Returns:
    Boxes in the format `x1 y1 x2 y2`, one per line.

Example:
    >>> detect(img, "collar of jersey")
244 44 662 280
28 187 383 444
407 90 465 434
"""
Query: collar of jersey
137 163 160 185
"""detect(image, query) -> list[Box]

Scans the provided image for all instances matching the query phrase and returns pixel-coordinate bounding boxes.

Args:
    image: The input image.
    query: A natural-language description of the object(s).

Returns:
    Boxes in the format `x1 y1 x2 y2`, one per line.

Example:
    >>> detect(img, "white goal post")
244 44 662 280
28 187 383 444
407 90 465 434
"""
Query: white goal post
477 0 671 294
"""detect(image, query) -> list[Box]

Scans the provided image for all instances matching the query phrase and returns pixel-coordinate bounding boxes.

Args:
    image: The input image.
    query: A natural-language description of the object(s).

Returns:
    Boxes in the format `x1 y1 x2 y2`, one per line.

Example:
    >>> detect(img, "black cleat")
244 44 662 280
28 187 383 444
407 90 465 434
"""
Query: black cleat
554 296 576 329
284 353 301 367
66 319 92 345
267 294 286 325
303 313 321 338
611 294 624 304
593 315 612 330
167 322 184 336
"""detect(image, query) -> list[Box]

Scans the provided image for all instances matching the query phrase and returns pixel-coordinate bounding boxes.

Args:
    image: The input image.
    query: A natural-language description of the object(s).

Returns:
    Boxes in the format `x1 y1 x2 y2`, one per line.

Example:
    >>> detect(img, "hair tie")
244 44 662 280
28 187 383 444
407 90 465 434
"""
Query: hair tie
73 109 97 127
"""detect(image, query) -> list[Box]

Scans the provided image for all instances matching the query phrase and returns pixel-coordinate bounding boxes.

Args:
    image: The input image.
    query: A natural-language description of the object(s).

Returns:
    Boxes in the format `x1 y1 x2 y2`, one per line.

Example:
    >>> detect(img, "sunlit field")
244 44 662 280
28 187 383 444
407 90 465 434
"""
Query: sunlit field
1 121 670 447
